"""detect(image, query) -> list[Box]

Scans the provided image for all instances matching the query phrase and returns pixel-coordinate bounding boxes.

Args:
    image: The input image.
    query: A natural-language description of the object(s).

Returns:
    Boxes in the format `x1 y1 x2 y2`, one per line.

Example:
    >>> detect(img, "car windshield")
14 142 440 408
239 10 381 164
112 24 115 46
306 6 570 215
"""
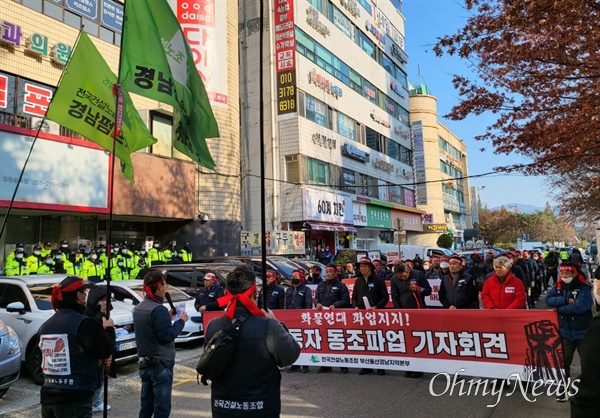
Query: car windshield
28 284 57 311
269 258 303 278
127 285 192 302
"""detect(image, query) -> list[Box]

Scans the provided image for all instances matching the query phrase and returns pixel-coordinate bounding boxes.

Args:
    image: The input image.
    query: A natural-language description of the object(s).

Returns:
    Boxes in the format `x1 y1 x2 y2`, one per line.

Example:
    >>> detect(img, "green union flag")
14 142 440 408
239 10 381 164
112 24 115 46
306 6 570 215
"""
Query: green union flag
46 32 157 183
120 0 219 170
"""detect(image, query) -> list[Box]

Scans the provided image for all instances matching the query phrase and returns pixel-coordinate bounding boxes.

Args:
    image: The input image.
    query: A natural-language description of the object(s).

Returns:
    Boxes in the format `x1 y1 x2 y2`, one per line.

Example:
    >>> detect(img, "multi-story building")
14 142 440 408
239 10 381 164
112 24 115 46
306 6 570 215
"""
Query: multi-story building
240 0 424 258
409 85 473 248
0 0 241 261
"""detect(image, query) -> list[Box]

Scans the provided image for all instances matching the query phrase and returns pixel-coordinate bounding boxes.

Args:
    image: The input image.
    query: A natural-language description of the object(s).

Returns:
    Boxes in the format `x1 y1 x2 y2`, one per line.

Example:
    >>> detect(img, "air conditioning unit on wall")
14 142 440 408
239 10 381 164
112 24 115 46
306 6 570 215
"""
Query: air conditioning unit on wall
31 117 60 135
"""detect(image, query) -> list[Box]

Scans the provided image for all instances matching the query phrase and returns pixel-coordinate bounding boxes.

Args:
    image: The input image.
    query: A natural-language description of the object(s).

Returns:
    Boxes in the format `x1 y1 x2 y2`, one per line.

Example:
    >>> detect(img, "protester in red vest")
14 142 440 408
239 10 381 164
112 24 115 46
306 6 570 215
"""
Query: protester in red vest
481 256 527 309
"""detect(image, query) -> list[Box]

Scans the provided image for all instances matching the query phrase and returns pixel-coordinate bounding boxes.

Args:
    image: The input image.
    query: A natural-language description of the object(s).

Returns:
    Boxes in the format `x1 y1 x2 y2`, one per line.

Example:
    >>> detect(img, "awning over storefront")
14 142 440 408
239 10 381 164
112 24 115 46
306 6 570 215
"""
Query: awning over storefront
307 222 357 233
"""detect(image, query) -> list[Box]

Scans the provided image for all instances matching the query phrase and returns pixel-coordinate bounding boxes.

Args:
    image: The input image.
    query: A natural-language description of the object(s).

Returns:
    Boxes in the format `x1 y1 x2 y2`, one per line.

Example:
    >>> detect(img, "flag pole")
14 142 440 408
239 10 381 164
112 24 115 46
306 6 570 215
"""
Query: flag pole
101 9 130 416
259 0 268 311
0 31 84 242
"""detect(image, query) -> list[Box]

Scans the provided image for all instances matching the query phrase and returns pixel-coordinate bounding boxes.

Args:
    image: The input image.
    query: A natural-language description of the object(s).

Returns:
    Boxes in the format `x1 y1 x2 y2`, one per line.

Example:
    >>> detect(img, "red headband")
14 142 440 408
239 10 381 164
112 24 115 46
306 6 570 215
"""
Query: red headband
560 266 577 272
325 267 336 272
144 279 165 303
217 283 264 320
51 279 86 311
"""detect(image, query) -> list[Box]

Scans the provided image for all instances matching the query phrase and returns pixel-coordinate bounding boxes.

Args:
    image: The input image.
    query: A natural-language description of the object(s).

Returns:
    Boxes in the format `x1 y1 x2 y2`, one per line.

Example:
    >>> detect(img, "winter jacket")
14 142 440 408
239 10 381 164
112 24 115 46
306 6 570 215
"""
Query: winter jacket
352 273 389 309
195 283 225 312
546 280 593 340
205 306 300 418
439 270 478 309
284 283 312 309
481 272 527 309
390 270 431 309
314 278 350 308
258 283 286 310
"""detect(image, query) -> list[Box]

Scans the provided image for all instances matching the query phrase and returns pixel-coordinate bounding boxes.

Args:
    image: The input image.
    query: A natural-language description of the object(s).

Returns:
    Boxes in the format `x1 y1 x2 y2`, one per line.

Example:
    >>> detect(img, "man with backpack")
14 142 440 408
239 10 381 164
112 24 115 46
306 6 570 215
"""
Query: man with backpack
204 266 300 417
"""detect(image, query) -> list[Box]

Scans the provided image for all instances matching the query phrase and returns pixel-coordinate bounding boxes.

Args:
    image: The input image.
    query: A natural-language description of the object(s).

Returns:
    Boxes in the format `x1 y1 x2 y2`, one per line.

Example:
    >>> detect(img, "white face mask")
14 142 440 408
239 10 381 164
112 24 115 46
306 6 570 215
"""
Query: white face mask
154 244 160 248
440 262 449 269
423 265 430 271
45 260 53 265
561 277 573 284
62 244 68 248
34 250 41 255
118 262 124 267
16 254 24 259
91 255 98 260
55 255 62 260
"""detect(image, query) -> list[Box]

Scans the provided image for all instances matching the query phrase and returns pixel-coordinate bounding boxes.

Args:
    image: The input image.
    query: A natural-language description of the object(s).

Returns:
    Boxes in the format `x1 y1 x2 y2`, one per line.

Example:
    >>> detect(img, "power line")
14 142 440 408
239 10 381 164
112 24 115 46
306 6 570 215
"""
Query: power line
240 150 600 190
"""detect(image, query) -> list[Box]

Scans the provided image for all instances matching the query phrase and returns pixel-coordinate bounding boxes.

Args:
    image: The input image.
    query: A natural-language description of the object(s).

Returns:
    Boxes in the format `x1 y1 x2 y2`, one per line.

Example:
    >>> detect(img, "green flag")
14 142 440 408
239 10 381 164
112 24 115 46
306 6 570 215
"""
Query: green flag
46 32 157 183
120 0 219 170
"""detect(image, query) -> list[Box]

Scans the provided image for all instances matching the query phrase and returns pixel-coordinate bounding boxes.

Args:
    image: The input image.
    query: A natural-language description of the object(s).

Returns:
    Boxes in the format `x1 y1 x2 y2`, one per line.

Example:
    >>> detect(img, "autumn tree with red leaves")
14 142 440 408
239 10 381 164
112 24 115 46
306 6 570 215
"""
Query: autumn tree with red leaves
434 0 600 220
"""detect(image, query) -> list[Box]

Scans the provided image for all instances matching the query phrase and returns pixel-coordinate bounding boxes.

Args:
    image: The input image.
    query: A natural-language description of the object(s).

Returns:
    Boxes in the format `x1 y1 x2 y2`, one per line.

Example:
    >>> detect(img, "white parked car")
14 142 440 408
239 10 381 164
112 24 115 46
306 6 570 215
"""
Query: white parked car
109 280 204 343
0 318 21 397
0 275 137 385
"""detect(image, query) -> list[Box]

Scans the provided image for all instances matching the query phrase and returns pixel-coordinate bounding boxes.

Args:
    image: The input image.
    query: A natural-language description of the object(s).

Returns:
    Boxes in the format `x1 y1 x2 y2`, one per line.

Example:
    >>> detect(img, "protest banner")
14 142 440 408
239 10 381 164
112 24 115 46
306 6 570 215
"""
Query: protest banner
204 309 562 382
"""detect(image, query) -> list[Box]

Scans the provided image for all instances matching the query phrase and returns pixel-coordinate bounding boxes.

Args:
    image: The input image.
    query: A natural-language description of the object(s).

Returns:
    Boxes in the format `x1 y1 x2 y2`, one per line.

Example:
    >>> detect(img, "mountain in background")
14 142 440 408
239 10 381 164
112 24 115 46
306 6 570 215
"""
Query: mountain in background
489 203 547 214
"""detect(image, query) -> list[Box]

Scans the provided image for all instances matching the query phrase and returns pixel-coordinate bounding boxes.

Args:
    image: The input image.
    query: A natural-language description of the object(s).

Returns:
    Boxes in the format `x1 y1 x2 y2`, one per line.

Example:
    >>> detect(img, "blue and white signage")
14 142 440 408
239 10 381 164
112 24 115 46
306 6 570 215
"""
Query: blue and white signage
65 0 98 21
101 0 123 33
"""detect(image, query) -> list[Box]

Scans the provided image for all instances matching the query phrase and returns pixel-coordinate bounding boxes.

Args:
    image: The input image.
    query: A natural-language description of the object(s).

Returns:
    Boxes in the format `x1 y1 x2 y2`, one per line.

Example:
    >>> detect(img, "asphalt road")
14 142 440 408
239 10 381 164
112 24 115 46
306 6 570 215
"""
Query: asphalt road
0 342 574 418
0 297 577 418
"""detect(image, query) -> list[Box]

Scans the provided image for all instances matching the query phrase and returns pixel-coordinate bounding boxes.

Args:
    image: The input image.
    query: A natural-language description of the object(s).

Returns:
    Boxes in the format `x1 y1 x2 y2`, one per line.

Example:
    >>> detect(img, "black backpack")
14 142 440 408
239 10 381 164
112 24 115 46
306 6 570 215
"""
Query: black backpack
196 315 247 385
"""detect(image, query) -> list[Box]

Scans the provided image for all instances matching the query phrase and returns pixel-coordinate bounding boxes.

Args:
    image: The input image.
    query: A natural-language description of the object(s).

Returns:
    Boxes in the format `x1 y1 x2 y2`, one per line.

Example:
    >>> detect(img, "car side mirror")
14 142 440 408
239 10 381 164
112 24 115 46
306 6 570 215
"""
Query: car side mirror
6 301 26 314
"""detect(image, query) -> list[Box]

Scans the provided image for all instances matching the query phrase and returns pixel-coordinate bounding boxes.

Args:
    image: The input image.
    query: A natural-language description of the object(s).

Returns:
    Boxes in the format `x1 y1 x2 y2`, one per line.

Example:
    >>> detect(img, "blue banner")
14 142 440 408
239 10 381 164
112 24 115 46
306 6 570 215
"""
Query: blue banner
65 0 98 21
101 0 123 33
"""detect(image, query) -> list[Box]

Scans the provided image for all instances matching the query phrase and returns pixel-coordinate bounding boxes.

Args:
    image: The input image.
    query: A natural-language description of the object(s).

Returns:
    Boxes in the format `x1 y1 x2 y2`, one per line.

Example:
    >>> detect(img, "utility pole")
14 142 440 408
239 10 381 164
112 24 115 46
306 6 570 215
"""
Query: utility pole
397 218 405 259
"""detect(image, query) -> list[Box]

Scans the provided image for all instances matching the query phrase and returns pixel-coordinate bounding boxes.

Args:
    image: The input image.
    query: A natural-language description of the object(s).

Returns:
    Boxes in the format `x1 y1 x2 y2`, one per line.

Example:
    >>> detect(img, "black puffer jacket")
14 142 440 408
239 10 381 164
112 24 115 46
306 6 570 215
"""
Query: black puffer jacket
352 274 389 309
390 270 432 309
438 270 478 309
205 306 300 418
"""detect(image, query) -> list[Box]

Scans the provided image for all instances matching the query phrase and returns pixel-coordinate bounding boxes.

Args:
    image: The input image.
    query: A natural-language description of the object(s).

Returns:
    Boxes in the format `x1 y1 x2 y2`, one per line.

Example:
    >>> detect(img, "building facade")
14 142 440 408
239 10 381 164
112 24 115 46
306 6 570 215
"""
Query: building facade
409 87 473 248
239 0 423 259
0 0 241 262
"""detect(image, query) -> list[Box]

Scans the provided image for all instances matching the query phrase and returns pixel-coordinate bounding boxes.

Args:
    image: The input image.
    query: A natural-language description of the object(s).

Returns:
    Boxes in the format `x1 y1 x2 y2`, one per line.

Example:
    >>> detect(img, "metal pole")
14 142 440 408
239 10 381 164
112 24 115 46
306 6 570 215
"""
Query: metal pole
259 0 268 311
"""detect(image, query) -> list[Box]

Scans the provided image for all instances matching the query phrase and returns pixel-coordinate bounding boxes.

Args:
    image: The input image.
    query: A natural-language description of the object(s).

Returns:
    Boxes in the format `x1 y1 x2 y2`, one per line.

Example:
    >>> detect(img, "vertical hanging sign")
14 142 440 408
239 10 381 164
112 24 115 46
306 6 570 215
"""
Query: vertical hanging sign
171 0 229 107
274 0 297 117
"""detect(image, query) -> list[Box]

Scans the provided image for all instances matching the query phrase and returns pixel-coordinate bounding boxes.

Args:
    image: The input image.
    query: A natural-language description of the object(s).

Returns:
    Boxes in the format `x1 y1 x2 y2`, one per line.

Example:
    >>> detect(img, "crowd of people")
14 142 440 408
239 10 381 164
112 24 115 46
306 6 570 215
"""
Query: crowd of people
15 243 600 416
2 240 194 280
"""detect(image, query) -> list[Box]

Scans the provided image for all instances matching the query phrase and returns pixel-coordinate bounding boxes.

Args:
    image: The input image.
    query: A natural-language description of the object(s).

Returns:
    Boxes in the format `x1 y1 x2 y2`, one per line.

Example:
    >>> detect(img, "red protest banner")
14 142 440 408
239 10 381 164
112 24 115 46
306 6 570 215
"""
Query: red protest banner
204 309 562 382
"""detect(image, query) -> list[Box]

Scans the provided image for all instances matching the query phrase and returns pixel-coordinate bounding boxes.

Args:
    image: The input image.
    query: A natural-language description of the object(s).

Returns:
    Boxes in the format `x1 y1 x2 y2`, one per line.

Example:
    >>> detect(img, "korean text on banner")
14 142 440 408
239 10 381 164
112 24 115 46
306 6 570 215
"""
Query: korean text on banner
204 309 564 382
172 0 228 107
120 0 219 170
45 32 157 183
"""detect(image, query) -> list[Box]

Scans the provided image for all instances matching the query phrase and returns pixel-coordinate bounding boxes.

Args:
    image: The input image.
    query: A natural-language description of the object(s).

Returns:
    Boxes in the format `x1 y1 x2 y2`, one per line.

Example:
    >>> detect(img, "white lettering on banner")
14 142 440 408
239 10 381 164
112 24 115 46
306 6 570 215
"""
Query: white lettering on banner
205 310 565 381
173 0 228 107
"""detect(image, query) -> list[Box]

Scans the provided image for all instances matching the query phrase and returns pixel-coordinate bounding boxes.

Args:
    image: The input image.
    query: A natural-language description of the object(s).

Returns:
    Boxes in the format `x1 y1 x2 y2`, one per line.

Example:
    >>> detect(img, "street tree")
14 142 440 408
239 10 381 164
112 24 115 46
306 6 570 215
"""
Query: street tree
434 0 600 220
